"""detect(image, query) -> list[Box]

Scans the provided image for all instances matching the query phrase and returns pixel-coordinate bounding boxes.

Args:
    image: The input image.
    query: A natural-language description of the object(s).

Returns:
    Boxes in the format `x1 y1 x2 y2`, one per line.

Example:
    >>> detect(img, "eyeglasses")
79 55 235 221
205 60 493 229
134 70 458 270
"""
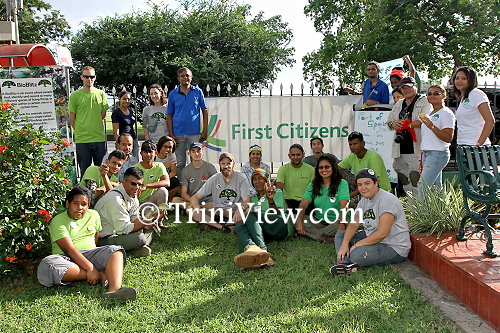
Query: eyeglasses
82 75 96 79
318 165 332 170
426 92 443 96
129 181 144 187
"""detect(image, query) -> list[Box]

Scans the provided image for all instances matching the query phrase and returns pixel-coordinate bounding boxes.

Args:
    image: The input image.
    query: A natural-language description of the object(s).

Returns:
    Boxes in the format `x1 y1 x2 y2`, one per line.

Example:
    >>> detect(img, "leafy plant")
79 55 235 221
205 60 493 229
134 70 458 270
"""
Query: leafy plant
0 102 71 277
403 180 466 237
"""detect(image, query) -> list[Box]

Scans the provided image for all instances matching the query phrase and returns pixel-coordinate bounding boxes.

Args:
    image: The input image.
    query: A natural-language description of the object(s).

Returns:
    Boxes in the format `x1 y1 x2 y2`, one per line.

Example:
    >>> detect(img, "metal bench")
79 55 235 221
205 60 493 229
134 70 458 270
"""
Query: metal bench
456 145 499 257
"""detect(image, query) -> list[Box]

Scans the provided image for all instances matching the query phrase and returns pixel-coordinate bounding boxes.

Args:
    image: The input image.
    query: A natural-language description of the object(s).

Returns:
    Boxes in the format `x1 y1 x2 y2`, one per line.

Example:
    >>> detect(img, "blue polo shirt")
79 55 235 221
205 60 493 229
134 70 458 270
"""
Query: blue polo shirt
363 78 389 104
167 85 207 135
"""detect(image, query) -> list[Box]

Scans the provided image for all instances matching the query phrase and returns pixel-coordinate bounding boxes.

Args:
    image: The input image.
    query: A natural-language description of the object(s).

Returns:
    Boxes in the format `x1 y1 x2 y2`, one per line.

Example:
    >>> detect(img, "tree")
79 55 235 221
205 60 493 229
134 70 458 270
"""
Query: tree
0 0 70 44
303 0 500 89
69 0 295 93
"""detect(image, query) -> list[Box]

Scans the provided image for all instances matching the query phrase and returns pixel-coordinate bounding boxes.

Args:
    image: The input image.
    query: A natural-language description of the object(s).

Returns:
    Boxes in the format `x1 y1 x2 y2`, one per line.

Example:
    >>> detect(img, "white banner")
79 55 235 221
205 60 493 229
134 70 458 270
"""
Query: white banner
203 96 359 166
0 77 57 133
353 111 396 182
379 58 404 86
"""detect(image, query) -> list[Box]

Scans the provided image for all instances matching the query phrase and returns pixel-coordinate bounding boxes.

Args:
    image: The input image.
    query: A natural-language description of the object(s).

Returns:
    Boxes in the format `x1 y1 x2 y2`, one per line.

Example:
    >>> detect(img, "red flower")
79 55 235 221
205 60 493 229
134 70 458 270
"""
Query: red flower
62 178 69 185
62 139 70 146
0 230 3 236
0 102 12 110
37 209 51 222
5 255 17 263
0 145 8 153
25 243 33 251
32 140 38 146
52 163 61 170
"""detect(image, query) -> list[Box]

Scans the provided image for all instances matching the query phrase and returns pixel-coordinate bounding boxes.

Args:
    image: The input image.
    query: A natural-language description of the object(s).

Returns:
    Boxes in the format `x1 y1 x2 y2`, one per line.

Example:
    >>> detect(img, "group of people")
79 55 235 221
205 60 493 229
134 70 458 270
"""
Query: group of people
38 61 494 301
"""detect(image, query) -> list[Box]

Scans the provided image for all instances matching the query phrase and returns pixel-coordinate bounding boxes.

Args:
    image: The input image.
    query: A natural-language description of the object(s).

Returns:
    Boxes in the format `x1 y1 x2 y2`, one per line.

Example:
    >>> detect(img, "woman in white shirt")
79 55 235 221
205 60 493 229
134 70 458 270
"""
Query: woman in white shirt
418 85 455 196
453 66 494 146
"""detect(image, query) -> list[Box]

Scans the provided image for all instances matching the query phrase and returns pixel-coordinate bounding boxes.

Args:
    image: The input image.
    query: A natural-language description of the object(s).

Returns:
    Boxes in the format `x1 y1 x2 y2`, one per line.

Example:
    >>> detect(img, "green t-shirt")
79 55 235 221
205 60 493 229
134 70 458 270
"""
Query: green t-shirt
49 209 102 255
276 162 315 200
69 88 108 143
250 188 294 237
338 150 391 192
302 179 350 222
79 166 119 188
134 162 168 203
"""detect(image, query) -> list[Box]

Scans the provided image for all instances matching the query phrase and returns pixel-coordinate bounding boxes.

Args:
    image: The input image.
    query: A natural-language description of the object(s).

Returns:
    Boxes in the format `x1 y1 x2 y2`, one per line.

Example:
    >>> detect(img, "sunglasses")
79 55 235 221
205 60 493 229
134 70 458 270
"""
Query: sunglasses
129 181 144 187
426 92 443 96
318 165 332 170
82 75 96 79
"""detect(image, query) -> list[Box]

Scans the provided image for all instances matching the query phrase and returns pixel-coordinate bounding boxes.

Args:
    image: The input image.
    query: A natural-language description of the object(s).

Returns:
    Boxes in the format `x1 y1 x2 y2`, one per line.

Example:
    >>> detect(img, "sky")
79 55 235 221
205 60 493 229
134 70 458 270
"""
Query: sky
44 0 323 87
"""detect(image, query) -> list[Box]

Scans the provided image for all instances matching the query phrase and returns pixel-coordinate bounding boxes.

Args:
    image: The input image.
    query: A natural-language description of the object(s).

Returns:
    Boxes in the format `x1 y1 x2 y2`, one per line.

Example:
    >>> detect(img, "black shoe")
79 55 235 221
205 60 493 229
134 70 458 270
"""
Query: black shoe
329 263 358 275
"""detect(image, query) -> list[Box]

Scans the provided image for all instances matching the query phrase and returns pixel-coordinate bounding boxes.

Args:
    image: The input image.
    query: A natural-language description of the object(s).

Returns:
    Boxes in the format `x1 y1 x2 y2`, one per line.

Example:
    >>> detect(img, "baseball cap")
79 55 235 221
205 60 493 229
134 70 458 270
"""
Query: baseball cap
399 77 417 87
219 152 235 162
189 142 203 150
390 68 405 79
355 168 378 180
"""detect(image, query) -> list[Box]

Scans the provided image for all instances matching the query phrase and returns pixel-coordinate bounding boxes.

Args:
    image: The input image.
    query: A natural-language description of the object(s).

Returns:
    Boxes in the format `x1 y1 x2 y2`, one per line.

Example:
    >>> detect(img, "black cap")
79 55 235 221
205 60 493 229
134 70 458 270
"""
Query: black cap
399 76 417 87
189 142 203 150
355 168 378 180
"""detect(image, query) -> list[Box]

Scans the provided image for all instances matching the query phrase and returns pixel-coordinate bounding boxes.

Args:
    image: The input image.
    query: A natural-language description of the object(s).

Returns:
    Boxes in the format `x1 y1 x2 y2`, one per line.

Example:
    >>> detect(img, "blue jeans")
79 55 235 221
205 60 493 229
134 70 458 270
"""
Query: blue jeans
175 134 199 179
76 141 107 177
334 230 406 267
418 150 450 197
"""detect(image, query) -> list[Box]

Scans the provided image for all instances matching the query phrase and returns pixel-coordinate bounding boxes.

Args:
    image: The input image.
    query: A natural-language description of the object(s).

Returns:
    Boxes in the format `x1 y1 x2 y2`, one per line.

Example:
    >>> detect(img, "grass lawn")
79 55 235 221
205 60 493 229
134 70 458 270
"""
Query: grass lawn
0 215 458 332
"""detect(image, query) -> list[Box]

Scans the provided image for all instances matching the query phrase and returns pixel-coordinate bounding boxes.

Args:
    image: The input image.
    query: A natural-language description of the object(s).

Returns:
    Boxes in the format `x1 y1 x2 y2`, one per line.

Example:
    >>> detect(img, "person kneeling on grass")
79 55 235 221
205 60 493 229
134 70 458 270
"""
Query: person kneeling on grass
331 168 411 275
37 186 136 301
233 169 294 270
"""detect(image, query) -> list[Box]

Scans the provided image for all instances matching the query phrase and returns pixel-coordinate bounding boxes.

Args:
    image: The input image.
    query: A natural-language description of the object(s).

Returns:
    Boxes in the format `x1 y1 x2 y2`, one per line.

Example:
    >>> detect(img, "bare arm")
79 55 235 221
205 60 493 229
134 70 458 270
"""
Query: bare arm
112 123 120 142
167 114 176 141
56 237 100 284
477 102 495 145
69 112 76 129
295 198 310 235
200 108 209 142
403 55 416 78
180 185 191 202
275 181 284 190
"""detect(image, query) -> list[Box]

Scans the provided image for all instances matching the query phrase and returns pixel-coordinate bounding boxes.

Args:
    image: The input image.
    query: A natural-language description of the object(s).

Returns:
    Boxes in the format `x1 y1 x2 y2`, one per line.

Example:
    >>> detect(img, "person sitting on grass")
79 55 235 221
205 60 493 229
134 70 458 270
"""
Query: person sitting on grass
172 142 217 210
296 154 350 244
95 167 154 257
102 133 139 182
37 186 136 301
241 145 271 195
233 169 294 270
156 136 181 201
80 149 126 203
303 137 325 168
331 168 411 275
134 140 170 212
190 152 251 232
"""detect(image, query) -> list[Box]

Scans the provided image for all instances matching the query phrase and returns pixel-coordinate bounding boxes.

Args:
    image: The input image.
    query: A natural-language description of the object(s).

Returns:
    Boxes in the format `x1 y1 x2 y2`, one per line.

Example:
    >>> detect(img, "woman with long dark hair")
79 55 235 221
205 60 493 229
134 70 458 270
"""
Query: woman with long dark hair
112 90 138 158
453 66 494 146
296 154 350 243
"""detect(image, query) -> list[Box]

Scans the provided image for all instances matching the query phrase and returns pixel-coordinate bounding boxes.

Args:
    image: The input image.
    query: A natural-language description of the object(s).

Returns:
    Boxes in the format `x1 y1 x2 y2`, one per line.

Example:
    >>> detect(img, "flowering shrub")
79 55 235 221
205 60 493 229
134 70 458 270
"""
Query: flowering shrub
0 102 72 276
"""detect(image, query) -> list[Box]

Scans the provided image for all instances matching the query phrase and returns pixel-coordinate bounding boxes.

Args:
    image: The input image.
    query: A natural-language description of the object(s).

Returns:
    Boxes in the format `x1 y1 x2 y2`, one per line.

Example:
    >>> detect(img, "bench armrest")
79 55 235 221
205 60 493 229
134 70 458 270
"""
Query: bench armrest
464 170 498 200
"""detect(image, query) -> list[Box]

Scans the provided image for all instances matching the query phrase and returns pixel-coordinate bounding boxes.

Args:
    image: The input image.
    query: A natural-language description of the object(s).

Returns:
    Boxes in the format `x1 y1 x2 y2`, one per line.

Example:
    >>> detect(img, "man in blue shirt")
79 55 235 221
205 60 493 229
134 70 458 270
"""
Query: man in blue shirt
362 61 390 106
167 67 209 178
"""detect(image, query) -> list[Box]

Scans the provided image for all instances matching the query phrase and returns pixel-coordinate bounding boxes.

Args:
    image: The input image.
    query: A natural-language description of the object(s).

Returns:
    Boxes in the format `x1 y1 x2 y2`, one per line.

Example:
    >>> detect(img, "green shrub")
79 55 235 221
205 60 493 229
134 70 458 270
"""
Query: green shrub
0 102 71 277
403 180 466 237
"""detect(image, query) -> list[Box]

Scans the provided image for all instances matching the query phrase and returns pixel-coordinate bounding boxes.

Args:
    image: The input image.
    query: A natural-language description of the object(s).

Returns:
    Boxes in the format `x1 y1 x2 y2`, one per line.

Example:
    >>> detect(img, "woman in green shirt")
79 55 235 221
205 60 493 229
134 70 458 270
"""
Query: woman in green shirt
296 154 350 243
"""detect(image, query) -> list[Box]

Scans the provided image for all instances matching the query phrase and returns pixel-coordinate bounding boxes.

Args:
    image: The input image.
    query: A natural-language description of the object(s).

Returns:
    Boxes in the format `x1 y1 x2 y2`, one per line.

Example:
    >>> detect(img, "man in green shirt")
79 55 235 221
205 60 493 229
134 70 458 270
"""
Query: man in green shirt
276 143 315 210
338 132 391 196
80 150 126 204
37 186 136 301
69 66 109 177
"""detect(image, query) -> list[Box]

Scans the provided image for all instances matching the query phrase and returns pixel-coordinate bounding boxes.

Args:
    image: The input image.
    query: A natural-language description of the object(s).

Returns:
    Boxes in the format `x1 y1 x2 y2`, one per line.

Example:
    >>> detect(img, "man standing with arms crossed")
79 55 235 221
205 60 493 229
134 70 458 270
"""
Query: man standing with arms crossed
167 67 209 179
69 66 109 177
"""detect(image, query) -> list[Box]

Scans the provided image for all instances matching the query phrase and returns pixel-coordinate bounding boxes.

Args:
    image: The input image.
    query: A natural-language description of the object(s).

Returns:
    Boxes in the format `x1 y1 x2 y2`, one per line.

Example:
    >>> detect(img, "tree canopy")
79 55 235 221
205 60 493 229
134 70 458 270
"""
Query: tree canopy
70 0 295 91
0 0 70 44
303 0 500 89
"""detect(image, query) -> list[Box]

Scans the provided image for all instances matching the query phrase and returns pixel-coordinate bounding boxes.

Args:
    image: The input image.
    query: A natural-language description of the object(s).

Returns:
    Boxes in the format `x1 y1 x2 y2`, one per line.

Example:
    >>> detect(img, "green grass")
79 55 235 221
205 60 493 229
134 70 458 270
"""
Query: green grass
0 216 458 333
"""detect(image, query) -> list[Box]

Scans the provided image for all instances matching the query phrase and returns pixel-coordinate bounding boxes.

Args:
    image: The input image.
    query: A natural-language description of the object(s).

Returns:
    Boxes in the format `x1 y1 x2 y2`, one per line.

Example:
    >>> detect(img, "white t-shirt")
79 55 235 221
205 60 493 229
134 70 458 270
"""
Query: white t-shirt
455 88 491 146
420 107 456 151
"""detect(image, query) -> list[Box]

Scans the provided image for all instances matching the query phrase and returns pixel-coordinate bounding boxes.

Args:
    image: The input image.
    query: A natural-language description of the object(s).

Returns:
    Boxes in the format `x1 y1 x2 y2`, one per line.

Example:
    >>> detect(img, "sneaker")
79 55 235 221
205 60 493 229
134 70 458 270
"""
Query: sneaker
131 245 151 257
329 263 358 275
234 245 270 269
102 287 137 301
